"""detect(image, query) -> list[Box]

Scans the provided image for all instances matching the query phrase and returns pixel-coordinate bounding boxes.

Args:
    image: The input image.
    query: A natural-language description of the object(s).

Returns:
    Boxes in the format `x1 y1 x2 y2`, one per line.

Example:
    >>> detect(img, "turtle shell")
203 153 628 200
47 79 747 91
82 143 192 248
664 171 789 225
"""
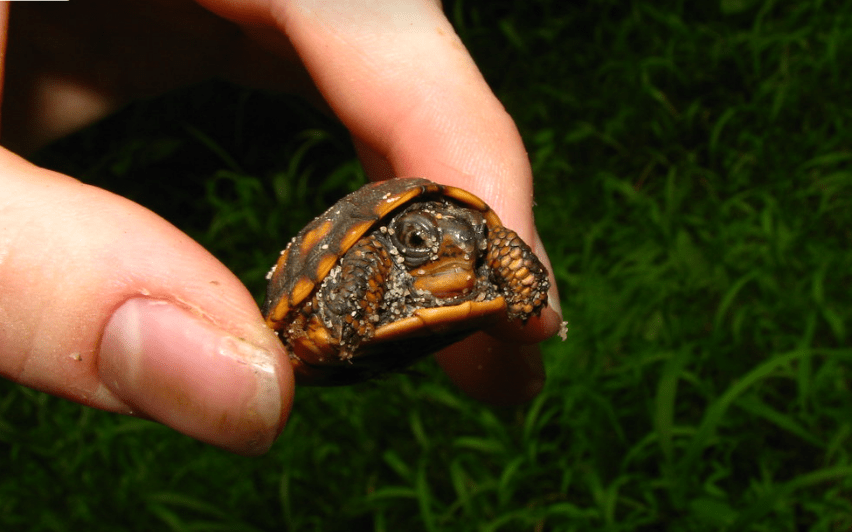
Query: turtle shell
263 177 547 385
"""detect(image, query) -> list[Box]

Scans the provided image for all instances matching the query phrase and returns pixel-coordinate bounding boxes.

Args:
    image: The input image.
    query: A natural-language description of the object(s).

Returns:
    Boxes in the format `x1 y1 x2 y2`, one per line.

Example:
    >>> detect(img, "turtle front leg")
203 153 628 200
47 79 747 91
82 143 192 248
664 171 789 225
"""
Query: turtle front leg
486 226 550 321
319 235 393 359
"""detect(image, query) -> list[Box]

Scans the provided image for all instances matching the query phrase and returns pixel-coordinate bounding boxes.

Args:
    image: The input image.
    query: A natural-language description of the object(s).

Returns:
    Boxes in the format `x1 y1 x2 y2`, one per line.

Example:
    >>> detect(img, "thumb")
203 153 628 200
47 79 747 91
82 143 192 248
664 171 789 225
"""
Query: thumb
0 149 293 455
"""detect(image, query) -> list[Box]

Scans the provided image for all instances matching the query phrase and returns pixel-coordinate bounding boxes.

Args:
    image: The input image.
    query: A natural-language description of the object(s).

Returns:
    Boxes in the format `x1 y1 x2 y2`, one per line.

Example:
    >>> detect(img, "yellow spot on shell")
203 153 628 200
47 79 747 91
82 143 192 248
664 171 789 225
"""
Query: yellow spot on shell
290 276 316 307
316 254 340 280
442 185 488 212
266 293 290 326
340 221 377 251
299 219 334 255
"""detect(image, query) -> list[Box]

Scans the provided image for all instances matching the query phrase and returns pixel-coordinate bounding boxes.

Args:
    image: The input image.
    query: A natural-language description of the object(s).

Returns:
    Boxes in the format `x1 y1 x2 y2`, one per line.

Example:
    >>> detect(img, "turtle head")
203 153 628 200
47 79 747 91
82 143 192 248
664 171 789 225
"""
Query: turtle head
389 200 486 299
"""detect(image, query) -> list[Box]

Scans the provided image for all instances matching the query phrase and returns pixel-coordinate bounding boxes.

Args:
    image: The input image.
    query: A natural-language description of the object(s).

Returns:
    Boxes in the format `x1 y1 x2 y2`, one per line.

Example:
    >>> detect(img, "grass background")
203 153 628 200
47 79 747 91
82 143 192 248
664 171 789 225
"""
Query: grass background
3 0 852 530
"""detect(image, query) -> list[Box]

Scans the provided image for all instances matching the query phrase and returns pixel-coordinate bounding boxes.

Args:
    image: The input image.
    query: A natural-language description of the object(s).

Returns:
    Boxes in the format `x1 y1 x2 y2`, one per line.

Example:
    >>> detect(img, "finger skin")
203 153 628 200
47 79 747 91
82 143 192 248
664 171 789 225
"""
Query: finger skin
434 335 546 406
0 149 293 454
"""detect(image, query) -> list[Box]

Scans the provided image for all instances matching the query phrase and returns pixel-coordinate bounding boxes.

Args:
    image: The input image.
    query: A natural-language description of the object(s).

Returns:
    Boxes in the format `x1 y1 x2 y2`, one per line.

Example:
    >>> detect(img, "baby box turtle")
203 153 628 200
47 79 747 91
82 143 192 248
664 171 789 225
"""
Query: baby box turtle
262 178 549 385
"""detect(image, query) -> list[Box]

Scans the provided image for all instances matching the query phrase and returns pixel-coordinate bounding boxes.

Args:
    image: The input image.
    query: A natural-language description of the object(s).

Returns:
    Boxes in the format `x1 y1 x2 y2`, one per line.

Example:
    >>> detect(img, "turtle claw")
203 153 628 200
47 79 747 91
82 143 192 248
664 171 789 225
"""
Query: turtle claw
486 226 550 321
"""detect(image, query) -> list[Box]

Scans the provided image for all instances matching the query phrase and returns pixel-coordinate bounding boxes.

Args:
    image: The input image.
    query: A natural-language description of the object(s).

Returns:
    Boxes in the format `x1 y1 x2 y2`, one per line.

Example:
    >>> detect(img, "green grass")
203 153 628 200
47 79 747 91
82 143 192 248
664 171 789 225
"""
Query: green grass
4 0 852 530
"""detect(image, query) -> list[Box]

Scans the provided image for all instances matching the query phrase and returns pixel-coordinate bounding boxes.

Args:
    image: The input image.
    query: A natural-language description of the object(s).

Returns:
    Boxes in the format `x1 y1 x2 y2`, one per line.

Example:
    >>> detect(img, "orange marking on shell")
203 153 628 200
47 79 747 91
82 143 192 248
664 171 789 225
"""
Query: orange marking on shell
339 220 378 253
484 210 502 228
290 276 316 308
441 186 488 211
316 253 340 281
440 186 502 227
372 297 506 341
266 293 290 326
414 299 506 333
265 249 292 318
289 315 338 365
299 219 333 256
390 186 431 208
276 247 291 270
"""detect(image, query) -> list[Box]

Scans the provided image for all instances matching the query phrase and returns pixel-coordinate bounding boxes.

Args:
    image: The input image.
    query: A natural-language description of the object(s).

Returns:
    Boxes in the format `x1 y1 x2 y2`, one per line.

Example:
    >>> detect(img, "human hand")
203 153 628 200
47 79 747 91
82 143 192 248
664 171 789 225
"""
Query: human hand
0 0 562 455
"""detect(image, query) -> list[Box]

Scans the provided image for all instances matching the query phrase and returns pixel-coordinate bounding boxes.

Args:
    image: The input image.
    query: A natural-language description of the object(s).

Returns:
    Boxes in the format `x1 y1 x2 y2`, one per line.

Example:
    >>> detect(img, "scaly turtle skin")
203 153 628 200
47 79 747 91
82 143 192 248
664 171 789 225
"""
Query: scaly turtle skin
262 178 549 385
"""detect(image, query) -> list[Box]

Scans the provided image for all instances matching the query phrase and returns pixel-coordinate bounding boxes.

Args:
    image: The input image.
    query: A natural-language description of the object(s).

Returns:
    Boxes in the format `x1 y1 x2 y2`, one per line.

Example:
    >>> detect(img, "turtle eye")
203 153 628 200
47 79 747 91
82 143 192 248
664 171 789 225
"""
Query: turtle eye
391 211 439 267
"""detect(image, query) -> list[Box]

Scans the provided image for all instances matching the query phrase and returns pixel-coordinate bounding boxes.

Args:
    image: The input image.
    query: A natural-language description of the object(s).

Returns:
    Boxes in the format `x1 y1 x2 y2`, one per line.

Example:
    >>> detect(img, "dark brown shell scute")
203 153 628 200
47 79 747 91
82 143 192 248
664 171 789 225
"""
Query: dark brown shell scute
262 178 550 385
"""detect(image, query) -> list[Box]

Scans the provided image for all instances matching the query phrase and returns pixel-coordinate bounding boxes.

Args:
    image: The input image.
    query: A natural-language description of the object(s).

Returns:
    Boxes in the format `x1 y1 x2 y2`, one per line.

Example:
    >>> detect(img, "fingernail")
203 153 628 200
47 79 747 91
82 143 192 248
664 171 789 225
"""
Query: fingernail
98 298 289 455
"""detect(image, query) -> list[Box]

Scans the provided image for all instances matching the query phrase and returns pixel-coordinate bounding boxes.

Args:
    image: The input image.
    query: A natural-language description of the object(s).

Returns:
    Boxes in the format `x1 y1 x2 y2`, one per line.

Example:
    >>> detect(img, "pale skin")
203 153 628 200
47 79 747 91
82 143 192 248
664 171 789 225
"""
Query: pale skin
0 0 562 455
